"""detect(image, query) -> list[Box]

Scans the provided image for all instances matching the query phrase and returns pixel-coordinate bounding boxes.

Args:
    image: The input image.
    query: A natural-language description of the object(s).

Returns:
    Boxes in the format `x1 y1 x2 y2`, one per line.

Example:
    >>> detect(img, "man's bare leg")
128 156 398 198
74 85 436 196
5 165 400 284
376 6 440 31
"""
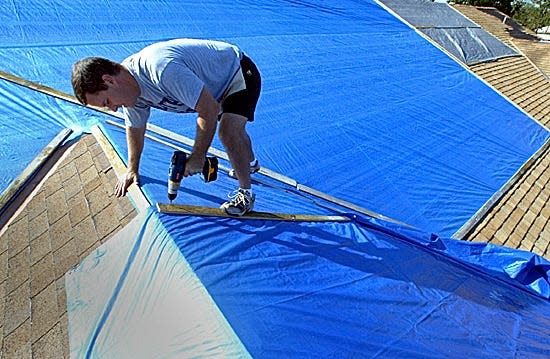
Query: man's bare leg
218 113 255 189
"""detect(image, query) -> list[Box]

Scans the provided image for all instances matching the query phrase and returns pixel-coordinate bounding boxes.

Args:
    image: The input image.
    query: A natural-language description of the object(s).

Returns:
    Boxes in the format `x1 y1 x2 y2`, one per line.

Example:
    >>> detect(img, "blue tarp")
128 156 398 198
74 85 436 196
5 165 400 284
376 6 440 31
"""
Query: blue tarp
1 0 549 357
68 208 550 358
0 78 99 200
0 0 547 235
165 213 550 357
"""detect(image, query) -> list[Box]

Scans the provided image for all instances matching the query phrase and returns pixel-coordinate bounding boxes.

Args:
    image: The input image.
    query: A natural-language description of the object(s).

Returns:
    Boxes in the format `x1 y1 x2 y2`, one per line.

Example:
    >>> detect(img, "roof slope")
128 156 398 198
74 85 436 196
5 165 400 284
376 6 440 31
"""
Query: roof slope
1 3 550 358
452 5 550 257
0 134 136 358
454 5 550 76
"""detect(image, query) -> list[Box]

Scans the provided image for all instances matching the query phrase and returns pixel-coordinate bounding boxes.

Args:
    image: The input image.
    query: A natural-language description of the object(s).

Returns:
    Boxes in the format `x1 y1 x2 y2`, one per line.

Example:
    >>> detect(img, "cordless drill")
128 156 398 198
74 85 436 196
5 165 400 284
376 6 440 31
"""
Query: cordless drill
167 150 218 202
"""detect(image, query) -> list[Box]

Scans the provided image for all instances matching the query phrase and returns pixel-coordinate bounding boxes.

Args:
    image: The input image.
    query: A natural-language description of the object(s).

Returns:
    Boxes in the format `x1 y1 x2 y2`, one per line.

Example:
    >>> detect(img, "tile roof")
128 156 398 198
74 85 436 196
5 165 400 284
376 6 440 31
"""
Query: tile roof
453 5 550 76
451 5 550 257
1 4 549 358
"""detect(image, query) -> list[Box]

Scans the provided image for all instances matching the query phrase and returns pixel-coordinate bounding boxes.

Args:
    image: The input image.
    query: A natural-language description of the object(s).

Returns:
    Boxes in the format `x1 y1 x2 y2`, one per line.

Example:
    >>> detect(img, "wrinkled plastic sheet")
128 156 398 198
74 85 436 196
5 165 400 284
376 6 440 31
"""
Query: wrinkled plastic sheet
381 0 476 27
67 208 550 358
2 2 548 357
380 0 519 64
423 26 520 64
66 210 251 359
0 0 547 237
0 78 100 203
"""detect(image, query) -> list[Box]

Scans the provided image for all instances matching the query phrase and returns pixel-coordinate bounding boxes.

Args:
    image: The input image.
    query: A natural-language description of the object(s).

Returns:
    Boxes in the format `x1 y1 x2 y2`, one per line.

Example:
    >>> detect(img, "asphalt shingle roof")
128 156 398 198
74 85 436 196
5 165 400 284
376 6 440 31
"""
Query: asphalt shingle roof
0 134 136 357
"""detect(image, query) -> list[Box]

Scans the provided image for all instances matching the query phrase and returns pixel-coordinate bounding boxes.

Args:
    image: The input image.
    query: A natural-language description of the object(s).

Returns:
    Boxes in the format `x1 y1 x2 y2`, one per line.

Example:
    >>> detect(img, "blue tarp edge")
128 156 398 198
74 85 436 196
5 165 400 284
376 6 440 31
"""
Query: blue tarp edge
351 213 550 299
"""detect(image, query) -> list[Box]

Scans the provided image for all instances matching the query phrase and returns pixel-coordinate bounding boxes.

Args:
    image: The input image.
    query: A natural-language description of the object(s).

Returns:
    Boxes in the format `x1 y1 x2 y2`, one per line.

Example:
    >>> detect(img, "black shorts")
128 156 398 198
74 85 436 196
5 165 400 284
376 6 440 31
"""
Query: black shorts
221 54 261 121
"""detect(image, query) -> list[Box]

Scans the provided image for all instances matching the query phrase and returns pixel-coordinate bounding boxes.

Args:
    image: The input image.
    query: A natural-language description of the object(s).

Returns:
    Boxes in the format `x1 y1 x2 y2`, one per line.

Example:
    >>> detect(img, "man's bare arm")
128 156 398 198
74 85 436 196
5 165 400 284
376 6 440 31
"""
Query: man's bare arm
127 126 146 173
115 125 146 197
184 86 220 176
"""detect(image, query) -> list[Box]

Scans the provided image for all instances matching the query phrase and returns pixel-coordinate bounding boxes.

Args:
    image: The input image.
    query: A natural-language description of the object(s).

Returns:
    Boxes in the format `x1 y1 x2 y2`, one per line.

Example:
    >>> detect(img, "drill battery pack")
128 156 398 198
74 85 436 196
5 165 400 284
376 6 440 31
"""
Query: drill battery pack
202 156 218 182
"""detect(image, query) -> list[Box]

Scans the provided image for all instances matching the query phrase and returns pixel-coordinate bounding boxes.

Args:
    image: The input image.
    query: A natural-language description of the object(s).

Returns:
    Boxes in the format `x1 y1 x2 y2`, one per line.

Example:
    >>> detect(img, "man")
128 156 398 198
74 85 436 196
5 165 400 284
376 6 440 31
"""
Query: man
71 38 261 216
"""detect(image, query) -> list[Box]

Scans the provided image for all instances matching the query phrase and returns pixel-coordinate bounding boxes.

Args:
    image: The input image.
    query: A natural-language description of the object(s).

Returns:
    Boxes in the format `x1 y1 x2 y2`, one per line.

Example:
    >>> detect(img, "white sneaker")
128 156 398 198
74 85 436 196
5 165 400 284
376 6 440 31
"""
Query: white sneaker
228 160 260 179
220 189 256 216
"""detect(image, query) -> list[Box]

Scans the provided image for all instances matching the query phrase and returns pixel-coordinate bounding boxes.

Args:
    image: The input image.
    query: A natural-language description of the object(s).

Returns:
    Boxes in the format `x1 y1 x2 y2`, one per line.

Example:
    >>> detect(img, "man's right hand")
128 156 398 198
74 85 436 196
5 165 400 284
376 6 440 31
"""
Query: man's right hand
115 170 139 197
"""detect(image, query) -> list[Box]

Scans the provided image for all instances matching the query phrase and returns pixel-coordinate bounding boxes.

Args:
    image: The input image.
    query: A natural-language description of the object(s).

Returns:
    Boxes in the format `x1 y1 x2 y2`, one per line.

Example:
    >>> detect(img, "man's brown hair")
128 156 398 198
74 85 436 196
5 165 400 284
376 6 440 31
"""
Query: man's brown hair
71 57 122 104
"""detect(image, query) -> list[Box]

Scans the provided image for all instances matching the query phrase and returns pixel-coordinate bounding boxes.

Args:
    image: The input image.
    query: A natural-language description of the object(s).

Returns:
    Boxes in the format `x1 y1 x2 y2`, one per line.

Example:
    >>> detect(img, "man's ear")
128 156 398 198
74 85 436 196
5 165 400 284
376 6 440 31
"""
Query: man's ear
102 74 115 85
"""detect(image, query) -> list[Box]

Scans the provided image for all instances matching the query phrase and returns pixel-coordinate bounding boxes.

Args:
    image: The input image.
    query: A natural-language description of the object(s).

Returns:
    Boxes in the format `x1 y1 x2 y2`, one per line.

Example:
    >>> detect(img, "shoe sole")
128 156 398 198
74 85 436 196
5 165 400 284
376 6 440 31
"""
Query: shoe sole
220 201 255 216
221 205 253 216
223 209 246 216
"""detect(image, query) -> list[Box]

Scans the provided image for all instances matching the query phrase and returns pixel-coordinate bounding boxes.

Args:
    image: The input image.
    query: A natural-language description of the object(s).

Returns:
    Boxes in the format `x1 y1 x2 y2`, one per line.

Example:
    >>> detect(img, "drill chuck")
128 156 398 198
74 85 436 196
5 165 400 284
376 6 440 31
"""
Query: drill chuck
168 151 187 201
167 182 180 201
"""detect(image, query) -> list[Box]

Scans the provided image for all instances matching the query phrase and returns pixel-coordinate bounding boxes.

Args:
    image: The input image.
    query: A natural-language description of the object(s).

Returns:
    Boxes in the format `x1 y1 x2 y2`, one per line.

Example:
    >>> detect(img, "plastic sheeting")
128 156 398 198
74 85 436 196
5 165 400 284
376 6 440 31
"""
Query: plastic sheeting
66 209 251 359
0 78 99 202
380 0 519 64
0 0 548 236
1 0 546 356
67 208 550 358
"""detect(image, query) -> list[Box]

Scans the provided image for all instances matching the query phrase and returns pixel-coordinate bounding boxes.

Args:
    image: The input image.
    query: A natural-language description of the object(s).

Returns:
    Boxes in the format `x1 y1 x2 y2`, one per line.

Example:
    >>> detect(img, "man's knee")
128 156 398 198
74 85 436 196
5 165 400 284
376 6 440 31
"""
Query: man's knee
218 113 247 144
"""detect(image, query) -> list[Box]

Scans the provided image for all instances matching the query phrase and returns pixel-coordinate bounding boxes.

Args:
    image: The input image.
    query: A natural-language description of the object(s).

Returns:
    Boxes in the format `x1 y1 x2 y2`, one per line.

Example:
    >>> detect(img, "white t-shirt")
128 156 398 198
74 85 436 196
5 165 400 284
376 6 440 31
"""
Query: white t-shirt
122 38 242 128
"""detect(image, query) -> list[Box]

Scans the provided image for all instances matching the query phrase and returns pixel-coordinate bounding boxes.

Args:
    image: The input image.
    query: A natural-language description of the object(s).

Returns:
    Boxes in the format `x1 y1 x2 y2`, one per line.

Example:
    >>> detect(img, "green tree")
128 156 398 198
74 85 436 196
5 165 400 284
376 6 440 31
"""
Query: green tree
513 0 550 30
452 0 514 15
452 0 550 31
